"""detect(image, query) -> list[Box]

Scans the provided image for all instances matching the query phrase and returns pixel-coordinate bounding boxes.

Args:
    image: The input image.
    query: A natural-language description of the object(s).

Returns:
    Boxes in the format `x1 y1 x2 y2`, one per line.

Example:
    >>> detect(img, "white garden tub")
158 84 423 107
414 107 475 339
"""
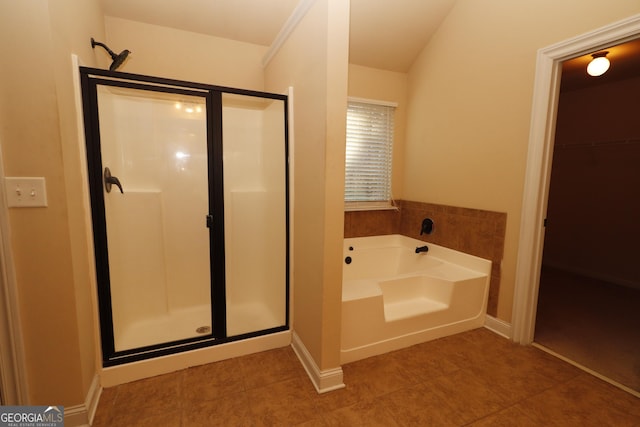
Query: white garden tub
341 234 491 364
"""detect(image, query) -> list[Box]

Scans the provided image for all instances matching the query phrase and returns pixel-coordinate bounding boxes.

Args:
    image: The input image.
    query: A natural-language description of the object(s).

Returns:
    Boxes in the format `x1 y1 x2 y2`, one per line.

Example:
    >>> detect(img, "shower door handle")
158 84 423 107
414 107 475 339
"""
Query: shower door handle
104 167 124 193
206 215 213 228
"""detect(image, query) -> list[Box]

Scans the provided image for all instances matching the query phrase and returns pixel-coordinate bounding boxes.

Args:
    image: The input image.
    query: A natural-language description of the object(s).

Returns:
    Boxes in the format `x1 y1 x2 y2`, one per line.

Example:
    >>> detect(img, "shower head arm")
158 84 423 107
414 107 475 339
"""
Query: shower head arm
91 38 118 60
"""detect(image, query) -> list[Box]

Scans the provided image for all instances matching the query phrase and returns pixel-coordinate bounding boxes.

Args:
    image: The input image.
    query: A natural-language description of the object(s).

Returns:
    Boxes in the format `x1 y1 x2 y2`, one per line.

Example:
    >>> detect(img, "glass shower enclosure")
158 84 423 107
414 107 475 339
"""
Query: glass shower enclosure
80 68 289 366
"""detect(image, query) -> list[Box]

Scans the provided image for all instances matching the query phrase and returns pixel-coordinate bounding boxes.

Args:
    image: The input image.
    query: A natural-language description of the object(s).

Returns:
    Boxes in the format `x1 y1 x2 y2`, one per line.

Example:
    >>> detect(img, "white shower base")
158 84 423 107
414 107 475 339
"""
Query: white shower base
116 304 211 351
227 301 283 336
117 301 283 351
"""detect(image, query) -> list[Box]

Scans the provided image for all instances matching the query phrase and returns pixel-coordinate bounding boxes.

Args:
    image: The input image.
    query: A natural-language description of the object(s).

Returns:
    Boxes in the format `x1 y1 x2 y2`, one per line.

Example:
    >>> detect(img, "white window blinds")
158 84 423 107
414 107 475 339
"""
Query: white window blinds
345 100 395 205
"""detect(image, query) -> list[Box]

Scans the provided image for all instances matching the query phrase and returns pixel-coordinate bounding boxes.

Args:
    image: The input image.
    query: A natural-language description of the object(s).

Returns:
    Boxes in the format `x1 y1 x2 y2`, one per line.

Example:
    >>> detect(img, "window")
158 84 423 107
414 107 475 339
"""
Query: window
345 98 396 209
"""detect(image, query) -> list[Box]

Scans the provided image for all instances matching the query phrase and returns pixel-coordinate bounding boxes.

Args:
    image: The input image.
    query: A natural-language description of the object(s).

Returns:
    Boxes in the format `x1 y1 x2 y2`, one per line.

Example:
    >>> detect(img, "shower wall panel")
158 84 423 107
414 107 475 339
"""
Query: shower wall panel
159 108 210 311
107 191 168 346
222 95 286 336
262 101 287 319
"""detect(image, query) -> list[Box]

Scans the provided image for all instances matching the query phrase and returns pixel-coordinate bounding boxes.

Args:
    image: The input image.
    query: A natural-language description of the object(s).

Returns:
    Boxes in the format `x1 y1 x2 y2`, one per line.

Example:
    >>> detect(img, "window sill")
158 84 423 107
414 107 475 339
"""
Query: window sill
344 202 399 212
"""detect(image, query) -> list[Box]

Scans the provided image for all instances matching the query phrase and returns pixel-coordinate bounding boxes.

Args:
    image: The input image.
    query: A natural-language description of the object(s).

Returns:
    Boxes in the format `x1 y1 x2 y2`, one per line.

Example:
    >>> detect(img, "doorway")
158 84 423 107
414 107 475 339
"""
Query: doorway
512 14 640 396
534 42 640 391
80 68 289 366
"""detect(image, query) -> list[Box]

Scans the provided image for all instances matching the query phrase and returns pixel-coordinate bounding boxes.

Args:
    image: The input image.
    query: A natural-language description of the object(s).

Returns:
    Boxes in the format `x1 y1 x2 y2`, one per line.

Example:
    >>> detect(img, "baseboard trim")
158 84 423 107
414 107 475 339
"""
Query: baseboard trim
64 404 89 427
85 374 101 425
64 374 101 427
291 332 345 394
484 315 512 339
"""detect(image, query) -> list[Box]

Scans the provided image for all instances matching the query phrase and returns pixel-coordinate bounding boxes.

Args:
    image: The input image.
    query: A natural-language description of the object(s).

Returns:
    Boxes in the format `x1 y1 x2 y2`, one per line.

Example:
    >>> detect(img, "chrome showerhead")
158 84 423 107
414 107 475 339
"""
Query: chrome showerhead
91 38 131 71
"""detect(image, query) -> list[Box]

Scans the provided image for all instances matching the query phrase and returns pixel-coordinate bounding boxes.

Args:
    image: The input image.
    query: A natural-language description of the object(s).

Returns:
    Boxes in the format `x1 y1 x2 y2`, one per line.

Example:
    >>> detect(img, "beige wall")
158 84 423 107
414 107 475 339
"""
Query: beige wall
264 0 349 370
49 0 108 403
0 0 105 406
347 64 408 200
403 0 640 321
104 17 267 90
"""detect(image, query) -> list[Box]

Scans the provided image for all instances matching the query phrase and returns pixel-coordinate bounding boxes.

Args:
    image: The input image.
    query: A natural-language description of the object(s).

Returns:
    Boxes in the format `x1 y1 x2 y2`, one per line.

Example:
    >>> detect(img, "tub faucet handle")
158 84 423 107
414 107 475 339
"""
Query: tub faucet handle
415 245 429 254
420 218 434 235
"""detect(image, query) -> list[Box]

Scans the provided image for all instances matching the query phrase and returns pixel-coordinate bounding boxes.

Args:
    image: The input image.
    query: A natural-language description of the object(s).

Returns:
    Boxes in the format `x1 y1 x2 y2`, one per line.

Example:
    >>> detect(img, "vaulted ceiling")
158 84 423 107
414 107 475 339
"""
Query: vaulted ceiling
100 1 640 83
100 0 457 72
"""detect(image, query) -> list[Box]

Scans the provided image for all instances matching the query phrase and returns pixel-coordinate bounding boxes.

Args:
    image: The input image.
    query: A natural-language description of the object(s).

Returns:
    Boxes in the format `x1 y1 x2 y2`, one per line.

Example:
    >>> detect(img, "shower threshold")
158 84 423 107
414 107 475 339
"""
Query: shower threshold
101 330 292 387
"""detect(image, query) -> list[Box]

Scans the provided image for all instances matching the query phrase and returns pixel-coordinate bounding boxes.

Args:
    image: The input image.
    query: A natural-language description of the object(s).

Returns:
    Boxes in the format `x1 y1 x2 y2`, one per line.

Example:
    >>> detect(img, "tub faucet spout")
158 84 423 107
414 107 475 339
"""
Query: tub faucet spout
415 245 429 254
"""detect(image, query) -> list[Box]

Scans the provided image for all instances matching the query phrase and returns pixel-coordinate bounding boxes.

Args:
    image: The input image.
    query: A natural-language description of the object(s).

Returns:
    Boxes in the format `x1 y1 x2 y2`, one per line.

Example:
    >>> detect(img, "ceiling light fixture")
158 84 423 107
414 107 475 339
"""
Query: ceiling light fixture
587 51 610 77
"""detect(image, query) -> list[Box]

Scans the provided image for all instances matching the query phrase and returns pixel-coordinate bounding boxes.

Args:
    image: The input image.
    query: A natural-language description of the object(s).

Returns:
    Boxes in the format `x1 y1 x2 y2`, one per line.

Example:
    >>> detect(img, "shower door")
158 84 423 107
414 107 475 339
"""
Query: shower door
82 73 222 365
81 68 289 366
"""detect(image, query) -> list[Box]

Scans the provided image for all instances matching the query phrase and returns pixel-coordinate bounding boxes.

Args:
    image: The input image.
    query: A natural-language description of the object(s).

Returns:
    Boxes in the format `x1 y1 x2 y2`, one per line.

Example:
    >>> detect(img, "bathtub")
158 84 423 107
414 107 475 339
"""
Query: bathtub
341 234 491 364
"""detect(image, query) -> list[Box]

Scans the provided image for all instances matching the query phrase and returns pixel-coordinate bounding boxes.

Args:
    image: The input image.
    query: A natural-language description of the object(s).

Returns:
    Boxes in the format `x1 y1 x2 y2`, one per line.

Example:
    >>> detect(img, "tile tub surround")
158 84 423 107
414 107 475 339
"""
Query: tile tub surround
91 328 640 426
345 200 506 316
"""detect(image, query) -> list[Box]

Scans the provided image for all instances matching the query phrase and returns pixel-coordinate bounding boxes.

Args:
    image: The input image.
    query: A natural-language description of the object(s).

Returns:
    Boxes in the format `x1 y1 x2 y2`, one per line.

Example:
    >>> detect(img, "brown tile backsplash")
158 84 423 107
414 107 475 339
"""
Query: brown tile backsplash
344 207 401 237
344 200 507 317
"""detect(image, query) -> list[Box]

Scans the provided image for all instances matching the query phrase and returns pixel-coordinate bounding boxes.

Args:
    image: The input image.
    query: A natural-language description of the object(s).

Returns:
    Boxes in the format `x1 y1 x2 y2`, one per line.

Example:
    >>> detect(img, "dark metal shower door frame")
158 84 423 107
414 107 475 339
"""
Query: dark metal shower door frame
80 67 290 366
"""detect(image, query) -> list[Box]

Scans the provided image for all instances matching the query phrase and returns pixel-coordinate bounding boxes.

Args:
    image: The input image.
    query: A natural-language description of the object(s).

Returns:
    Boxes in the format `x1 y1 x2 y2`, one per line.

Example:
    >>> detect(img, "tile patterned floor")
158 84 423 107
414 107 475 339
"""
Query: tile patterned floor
92 328 640 426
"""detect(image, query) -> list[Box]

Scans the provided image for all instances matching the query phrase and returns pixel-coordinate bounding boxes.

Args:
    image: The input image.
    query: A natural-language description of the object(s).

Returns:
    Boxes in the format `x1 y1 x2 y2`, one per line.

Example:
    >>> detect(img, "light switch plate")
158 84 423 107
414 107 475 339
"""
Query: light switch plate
5 177 48 208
